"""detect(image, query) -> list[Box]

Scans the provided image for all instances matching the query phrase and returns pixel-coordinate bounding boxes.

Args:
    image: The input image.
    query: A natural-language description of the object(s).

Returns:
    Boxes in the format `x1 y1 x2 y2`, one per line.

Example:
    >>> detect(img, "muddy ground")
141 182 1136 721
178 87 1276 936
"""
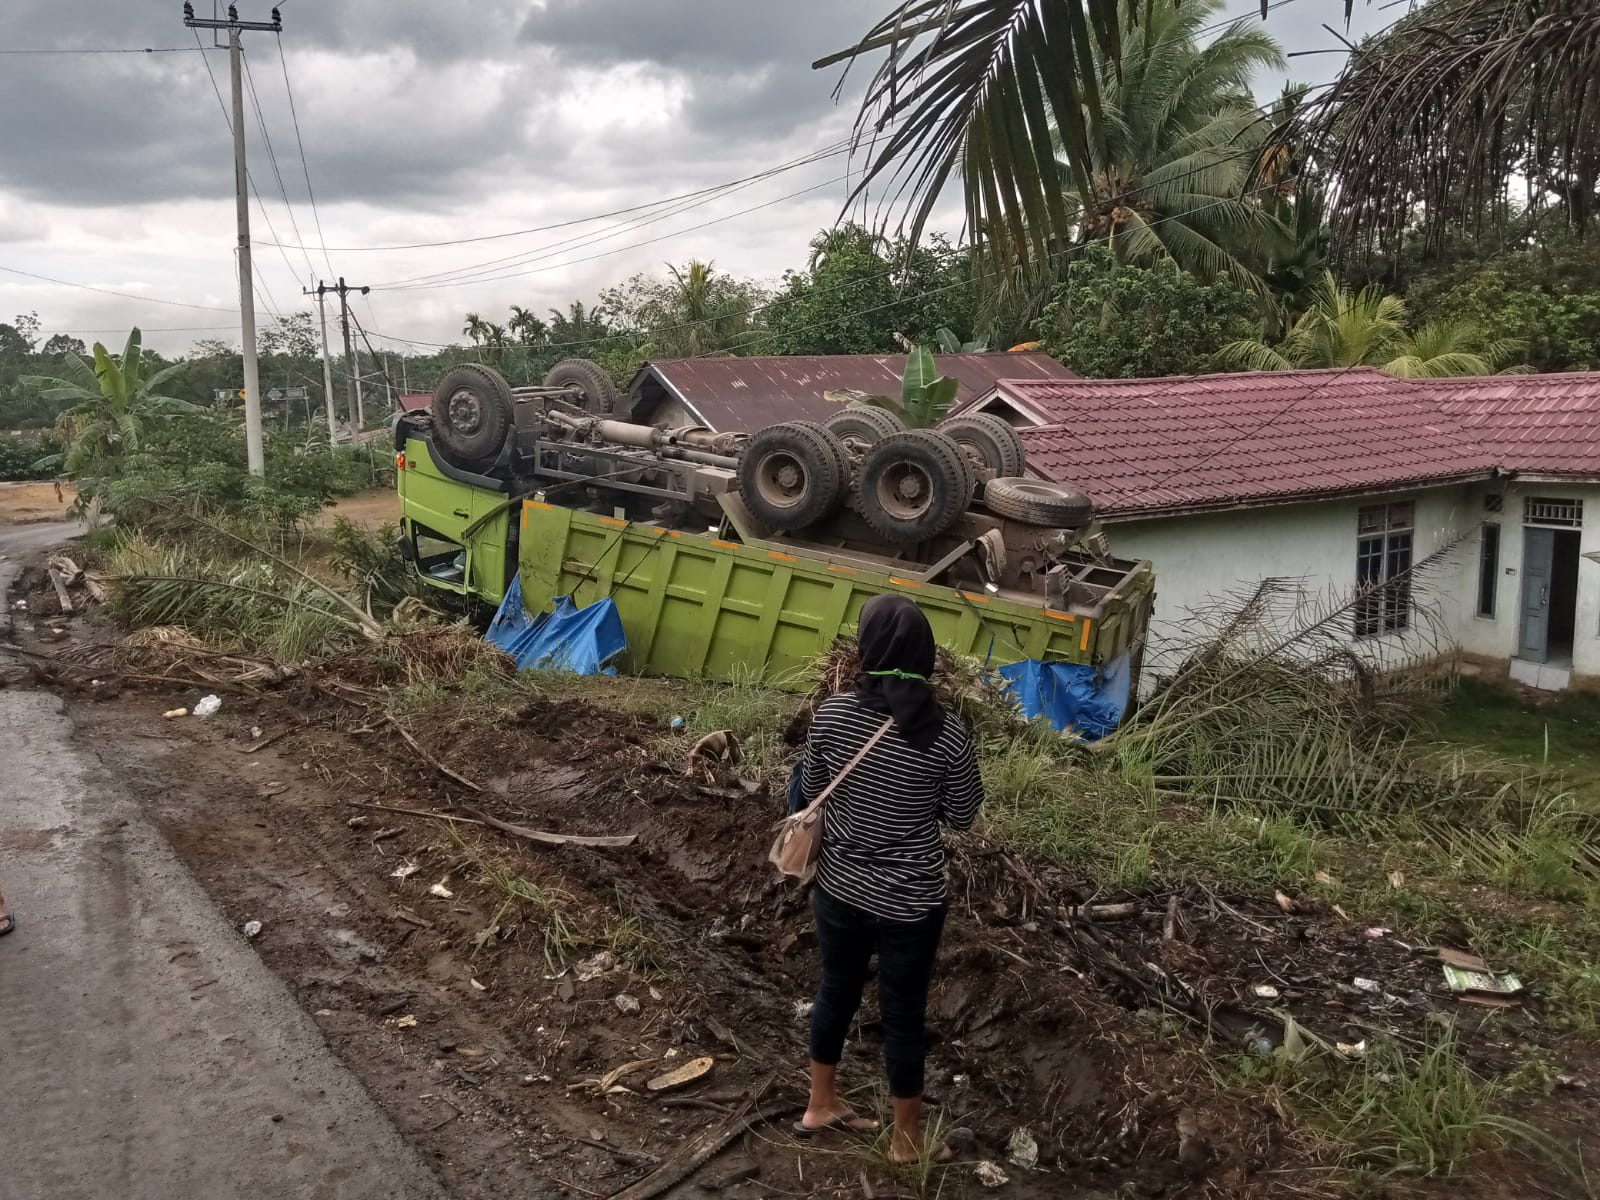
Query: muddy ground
10 559 1600 1199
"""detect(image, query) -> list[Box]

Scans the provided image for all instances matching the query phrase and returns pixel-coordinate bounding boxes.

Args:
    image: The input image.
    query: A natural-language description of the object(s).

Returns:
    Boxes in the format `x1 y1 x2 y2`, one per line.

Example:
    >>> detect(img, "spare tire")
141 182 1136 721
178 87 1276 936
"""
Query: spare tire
984 477 1093 527
737 422 850 532
824 405 905 454
938 412 1027 478
857 429 973 544
544 358 620 417
431 364 513 469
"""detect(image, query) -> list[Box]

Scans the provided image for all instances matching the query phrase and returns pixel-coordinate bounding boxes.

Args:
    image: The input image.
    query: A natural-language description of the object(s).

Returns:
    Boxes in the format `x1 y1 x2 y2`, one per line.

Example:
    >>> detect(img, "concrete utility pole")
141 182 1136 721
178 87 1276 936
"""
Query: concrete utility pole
306 282 339 444
336 276 370 434
184 2 281 478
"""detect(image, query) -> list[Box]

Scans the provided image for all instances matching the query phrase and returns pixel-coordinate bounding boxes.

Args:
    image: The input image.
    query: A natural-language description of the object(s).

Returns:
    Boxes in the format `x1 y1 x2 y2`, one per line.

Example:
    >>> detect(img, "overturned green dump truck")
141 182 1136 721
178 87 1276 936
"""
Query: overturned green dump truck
392 359 1155 711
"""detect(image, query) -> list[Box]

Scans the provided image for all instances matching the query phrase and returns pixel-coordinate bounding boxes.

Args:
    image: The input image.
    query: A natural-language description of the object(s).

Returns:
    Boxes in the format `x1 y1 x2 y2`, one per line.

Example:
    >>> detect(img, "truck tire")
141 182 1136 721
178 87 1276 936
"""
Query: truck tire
737 422 849 532
938 412 1027 478
790 420 852 488
431 364 513 469
857 429 973 544
984 477 1093 527
544 358 620 417
824 406 905 454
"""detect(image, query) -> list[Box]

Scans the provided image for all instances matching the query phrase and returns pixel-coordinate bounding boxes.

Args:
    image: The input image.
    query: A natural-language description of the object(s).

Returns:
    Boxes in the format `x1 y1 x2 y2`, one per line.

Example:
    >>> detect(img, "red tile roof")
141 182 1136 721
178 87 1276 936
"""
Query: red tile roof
630 353 1075 431
1423 372 1600 476
984 368 1512 517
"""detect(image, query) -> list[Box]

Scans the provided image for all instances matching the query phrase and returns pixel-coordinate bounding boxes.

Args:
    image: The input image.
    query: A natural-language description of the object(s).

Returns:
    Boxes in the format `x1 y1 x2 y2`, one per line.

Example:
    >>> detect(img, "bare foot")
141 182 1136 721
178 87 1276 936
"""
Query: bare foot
887 1137 954 1166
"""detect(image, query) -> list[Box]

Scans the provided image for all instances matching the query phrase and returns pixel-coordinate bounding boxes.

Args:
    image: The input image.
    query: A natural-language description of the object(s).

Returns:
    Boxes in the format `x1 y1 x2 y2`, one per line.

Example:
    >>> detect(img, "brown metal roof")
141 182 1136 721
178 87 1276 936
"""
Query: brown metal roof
628 353 1076 431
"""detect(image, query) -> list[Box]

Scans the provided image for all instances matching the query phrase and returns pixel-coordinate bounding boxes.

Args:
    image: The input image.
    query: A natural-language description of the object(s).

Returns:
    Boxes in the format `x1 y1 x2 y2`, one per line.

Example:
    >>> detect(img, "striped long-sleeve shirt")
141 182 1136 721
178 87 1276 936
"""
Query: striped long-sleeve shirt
801 693 984 921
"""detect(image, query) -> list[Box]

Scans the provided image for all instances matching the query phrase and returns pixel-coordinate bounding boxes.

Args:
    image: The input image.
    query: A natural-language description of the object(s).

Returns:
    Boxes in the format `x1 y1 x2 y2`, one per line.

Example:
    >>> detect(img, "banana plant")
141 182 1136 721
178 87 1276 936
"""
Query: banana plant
24 327 195 477
935 326 990 353
824 344 960 428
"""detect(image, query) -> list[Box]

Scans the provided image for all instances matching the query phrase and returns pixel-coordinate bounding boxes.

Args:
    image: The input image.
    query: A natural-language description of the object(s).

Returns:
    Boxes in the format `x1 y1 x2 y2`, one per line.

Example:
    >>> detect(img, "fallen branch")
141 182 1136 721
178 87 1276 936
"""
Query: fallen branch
459 803 638 850
239 728 295 754
385 714 482 792
1064 901 1143 921
343 799 638 850
1163 895 1180 942
605 1075 793 1200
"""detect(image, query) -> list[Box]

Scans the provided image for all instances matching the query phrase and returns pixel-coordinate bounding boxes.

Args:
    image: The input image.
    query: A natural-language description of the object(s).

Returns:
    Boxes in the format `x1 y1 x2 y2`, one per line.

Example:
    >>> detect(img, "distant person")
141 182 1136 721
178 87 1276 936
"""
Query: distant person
795 594 983 1166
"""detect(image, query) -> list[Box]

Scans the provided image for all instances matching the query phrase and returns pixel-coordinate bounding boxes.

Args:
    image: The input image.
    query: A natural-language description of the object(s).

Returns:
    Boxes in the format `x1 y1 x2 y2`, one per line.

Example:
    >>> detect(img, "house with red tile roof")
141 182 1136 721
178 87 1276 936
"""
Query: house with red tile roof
625 352 1075 431
961 368 1600 692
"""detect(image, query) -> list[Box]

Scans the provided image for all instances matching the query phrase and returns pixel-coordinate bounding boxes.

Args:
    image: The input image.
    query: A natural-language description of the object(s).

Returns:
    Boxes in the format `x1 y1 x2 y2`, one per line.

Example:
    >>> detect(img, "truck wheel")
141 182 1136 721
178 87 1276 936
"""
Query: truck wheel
857 430 972 544
737 422 849 531
938 412 1027 478
544 358 620 417
824 406 905 454
984 477 1093 527
790 420 853 490
431 364 513 469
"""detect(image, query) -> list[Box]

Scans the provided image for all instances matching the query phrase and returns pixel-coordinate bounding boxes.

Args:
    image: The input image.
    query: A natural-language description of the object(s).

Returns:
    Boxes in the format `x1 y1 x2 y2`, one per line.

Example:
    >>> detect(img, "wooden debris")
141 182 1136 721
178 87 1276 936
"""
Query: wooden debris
1163 895 1180 942
1064 901 1142 921
459 803 638 850
604 1074 793 1200
47 568 73 614
647 1056 714 1093
385 714 482 792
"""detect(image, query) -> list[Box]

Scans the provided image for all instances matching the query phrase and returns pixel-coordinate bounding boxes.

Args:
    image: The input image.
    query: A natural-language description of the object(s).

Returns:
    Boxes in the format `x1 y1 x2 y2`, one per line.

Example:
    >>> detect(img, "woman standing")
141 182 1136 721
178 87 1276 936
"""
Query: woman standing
795 594 983 1165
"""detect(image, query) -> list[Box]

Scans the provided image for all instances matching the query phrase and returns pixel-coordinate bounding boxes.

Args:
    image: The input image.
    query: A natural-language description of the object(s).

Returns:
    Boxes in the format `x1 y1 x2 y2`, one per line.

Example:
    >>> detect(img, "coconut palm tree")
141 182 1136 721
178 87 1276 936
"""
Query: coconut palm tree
462 313 490 345
24 327 196 476
1062 0 1288 292
648 260 758 359
547 301 608 345
507 305 549 346
1215 272 1524 377
819 0 1600 271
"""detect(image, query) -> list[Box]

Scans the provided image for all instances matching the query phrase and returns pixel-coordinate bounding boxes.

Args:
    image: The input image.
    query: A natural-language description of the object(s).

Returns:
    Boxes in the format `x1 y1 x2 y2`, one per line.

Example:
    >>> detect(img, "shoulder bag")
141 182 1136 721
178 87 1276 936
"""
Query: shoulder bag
768 716 894 884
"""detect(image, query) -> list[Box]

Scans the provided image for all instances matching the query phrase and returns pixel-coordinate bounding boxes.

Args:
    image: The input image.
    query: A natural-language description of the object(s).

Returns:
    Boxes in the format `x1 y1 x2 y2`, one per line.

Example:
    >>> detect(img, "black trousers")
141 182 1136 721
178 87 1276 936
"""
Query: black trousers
807 884 947 1099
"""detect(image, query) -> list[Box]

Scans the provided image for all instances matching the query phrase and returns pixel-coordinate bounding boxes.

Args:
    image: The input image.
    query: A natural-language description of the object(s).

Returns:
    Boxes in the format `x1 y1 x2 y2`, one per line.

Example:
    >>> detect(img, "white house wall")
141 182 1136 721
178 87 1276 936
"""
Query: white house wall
1105 486 1482 681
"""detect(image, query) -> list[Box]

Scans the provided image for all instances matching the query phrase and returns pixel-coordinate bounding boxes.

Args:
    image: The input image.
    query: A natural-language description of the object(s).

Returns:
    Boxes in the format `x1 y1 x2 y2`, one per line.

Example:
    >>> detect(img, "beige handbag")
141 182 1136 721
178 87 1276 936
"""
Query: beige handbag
768 717 894 884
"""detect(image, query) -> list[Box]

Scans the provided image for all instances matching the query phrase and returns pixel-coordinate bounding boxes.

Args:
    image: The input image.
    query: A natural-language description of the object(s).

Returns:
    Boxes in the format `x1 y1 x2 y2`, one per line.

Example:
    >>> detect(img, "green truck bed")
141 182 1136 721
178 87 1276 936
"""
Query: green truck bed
397 432 1154 689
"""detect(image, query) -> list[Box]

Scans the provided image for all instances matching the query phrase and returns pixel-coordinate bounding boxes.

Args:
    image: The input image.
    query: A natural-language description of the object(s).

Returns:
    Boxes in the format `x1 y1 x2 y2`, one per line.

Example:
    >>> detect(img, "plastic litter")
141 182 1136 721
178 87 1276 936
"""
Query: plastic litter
163 707 189 719
193 694 222 718
391 861 420 879
1353 977 1381 993
241 920 262 939
1250 983 1280 1000
429 881 454 899
1006 1127 1039 1170
613 993 641 1015
670 716 685 731
1336 1041 1367 1059
974 1161 1011 1189
574 950 617 982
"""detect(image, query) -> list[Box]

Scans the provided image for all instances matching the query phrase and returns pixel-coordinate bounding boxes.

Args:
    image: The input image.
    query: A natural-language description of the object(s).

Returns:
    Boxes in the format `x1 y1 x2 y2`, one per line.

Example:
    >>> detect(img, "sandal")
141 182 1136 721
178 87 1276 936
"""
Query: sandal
0 913 15 937
793 1112 880 1136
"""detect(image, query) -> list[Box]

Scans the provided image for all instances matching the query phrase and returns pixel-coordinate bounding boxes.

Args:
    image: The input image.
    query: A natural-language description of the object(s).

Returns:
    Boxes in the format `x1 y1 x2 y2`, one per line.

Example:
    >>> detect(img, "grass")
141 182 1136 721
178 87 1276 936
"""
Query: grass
1303 1031 1566 1180
1430 677 1600 804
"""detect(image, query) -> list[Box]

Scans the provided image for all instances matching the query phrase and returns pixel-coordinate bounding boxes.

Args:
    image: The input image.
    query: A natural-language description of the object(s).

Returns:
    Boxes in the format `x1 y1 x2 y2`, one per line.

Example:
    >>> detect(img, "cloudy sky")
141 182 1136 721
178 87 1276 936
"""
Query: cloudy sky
0 0 1393 356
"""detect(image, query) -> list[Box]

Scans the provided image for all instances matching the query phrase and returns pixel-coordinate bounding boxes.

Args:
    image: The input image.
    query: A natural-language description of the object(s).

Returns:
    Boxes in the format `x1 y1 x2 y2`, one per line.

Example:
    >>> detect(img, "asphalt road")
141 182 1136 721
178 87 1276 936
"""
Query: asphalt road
0 523 449 1200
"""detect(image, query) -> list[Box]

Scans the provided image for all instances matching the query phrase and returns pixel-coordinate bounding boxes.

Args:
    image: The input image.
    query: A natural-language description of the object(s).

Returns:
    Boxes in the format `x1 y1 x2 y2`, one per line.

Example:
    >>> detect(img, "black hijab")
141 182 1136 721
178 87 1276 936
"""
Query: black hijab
854 594 945 752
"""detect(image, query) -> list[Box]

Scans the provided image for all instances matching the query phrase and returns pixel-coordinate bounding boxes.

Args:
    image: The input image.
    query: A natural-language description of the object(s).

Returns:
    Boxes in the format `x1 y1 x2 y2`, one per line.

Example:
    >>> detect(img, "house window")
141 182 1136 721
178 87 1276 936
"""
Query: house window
1355 502 1414 637
1476 522 1500 618
1524 496 1583 528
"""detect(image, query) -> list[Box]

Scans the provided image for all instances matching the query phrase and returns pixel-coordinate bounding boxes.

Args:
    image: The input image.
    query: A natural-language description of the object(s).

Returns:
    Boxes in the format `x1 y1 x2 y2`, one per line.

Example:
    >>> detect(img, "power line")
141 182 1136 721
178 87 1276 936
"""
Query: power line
258 134 867 253
274 31 335 280
375 174 848 294
0 46 202 54
0 264 239 313
241 47 316 285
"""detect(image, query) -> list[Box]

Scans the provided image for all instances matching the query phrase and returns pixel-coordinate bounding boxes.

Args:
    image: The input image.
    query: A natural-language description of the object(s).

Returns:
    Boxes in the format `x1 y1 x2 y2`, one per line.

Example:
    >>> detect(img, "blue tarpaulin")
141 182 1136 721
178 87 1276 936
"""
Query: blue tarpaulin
998 650 1131 739
486 574 627 675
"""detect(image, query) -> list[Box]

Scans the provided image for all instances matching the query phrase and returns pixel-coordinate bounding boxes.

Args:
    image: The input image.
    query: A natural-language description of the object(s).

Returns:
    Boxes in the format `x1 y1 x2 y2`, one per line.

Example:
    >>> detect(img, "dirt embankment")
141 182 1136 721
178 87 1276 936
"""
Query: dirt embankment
56 669 1597 1200
0 480 75 525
